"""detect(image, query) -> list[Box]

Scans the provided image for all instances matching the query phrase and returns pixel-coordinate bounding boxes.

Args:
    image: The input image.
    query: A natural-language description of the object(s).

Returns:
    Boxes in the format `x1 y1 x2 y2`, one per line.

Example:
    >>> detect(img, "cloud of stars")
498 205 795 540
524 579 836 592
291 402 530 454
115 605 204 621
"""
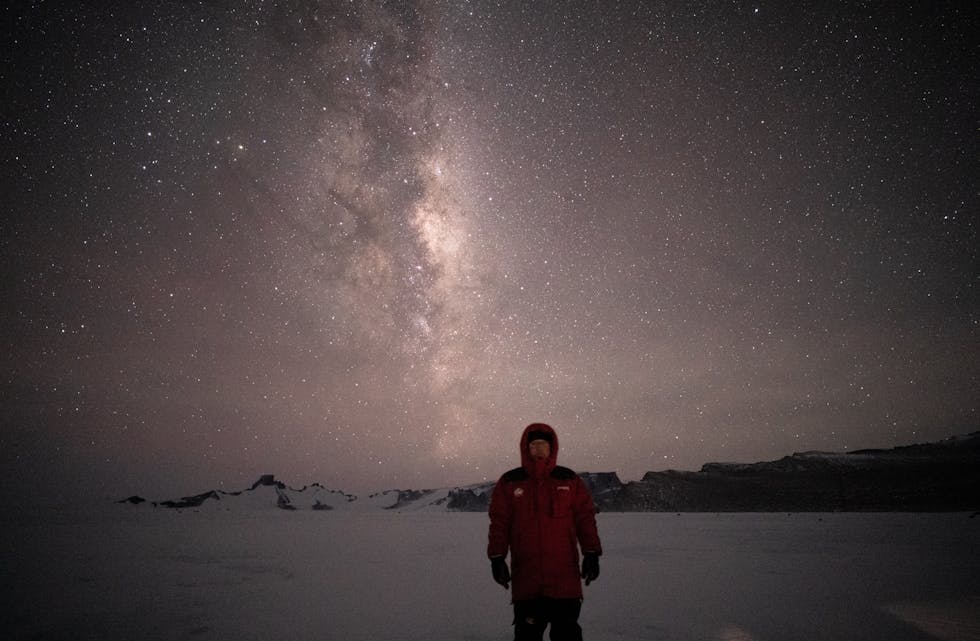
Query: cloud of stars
2 1 976 502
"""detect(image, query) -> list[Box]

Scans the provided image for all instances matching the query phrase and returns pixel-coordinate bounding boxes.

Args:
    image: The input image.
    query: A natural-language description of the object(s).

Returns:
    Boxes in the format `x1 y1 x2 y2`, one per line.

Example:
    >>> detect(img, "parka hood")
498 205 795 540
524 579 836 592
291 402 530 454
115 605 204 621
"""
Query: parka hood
520 422 558 476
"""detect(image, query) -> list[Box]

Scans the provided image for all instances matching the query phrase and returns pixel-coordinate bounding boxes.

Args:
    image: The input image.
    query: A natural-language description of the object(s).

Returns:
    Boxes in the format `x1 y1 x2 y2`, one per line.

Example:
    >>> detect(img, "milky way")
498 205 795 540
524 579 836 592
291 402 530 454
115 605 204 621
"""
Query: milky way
2 1 976 500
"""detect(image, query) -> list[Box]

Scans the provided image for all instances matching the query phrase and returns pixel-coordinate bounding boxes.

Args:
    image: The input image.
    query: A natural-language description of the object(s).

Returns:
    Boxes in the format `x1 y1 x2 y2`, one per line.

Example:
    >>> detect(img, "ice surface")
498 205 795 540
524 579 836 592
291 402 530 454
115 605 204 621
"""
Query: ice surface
2 506 978 640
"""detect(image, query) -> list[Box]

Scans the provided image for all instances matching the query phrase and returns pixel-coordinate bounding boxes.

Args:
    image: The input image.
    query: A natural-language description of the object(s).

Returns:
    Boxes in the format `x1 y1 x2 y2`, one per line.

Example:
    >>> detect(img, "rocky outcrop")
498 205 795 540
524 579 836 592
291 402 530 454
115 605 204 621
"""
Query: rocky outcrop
445 484 494 511
156 490 222 509
384 489 436 510
252 474 281 489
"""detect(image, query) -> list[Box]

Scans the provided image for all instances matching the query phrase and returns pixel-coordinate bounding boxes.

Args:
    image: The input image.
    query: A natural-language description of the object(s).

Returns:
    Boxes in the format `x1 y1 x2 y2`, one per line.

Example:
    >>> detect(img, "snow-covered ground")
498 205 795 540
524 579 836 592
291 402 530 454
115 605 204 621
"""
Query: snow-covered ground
3 506 978 641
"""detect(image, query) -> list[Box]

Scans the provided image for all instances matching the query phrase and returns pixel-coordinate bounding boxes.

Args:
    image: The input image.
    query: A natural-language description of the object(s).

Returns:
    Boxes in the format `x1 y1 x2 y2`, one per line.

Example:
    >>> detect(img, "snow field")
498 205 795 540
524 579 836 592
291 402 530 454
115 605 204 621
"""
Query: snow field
2 507 977 640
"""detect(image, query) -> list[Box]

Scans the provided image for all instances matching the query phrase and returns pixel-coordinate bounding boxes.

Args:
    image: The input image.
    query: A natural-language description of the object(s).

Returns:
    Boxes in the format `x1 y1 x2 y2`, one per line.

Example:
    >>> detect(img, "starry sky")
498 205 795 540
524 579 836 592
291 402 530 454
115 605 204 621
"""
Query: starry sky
3 1 977 503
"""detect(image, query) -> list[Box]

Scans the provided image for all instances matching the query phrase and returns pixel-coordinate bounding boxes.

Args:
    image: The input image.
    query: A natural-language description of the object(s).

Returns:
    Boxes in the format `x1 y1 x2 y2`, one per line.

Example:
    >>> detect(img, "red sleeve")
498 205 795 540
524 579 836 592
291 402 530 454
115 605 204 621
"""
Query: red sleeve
573 478 602 555
487 477 512 558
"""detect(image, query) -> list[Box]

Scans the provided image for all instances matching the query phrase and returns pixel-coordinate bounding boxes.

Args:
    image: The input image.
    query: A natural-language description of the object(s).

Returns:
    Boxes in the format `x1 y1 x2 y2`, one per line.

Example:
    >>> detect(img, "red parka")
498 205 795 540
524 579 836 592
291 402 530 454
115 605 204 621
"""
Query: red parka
487 423 602 601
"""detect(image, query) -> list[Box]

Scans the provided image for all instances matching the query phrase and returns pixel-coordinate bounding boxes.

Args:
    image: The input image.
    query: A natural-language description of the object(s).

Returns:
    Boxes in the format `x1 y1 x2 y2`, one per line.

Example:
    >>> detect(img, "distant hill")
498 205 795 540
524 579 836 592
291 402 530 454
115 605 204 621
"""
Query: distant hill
124 433 980 512
599 431 980 512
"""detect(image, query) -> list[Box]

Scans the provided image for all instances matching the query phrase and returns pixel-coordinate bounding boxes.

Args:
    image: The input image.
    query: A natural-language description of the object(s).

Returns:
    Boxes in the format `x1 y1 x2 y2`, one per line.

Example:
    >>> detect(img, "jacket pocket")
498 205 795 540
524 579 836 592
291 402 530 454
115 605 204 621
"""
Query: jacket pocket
552 485 573 517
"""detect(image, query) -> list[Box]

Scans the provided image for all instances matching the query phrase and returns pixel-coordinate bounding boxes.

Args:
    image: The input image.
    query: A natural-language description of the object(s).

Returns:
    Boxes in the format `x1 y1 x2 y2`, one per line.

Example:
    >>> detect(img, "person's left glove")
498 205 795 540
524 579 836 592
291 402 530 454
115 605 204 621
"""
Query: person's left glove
581 552 600 585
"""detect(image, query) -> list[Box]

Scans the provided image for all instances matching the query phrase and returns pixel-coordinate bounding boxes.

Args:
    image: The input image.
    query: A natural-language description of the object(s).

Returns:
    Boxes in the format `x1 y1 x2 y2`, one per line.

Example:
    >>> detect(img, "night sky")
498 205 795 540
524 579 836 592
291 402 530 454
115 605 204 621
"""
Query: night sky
3 2 976 503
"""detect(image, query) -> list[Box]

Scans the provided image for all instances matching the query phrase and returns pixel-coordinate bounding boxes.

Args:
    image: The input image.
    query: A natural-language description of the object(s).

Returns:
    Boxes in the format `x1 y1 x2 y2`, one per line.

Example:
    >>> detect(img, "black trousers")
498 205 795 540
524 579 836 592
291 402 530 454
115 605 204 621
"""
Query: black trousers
513 598 583 641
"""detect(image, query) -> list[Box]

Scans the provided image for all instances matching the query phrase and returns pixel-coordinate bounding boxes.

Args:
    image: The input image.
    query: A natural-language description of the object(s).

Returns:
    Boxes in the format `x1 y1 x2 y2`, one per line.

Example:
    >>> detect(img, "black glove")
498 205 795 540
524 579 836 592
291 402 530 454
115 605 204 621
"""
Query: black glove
491 556 510 589
581 553 600 586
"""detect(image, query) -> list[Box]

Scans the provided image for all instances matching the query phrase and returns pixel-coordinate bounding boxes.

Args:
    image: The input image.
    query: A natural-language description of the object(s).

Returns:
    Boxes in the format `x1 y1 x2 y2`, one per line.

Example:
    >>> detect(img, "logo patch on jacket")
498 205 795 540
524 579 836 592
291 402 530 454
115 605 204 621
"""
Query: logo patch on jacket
514 487 524 497
557 485 570 491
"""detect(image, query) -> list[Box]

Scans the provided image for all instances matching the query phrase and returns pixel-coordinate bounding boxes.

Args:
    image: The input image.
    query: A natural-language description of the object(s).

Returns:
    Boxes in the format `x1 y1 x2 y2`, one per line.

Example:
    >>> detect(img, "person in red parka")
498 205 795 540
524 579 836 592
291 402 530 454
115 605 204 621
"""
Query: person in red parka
487 423 602 641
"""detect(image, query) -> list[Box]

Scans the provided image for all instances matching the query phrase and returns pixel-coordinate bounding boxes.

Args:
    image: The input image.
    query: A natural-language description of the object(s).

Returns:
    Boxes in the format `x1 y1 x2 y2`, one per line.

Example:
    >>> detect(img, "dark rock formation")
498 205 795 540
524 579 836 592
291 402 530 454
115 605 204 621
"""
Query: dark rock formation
602 432 980 512
276 490 295 510
384 489 435 509
252 474 282 489
446 484 494 511
156 490 222 509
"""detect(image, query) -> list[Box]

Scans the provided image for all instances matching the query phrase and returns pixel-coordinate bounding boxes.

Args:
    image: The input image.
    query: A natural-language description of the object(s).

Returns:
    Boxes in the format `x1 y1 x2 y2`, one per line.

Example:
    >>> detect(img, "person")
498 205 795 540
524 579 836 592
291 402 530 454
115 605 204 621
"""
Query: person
487 422 602 641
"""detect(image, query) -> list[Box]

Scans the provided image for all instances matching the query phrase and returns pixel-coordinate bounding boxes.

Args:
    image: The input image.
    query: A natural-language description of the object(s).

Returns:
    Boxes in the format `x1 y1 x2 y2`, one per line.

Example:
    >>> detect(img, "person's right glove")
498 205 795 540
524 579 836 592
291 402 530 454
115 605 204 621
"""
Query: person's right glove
490 556 510 589
581 552 600 585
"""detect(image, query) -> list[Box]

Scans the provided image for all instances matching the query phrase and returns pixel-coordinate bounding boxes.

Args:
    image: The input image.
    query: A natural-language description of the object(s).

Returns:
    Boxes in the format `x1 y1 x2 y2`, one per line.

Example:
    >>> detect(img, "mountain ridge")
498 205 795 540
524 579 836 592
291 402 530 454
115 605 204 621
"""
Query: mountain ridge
122 432 980 512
